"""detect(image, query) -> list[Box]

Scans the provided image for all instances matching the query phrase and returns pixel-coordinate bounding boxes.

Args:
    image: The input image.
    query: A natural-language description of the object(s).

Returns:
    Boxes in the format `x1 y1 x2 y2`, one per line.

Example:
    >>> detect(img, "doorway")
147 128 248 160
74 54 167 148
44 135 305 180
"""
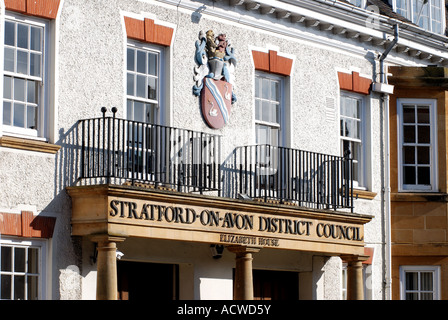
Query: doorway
253 269 298 300
117 261 178 300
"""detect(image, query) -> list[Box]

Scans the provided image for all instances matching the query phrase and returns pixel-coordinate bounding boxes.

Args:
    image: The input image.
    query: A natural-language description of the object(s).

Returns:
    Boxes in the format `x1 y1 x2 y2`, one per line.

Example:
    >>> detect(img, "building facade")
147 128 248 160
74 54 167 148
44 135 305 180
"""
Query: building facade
388 66 448 300
0 0 447 300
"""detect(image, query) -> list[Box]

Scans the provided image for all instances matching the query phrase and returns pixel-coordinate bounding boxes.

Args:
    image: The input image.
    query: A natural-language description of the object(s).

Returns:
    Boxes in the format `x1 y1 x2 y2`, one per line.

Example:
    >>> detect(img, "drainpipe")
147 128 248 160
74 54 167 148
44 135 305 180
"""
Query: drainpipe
373 24 398 300
379 25 399 84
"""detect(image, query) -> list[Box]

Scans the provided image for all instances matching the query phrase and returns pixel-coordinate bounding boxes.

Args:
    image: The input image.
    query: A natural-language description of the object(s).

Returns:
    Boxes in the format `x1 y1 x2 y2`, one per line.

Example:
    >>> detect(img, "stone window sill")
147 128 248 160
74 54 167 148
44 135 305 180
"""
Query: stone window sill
0 135 61 154
353 189 377 200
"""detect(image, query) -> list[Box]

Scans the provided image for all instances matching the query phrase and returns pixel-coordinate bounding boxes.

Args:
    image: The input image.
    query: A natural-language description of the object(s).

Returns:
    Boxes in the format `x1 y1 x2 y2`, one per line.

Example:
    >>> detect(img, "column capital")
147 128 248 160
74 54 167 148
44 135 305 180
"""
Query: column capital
340 254 369 263
227 246 261 254
90 234 126 245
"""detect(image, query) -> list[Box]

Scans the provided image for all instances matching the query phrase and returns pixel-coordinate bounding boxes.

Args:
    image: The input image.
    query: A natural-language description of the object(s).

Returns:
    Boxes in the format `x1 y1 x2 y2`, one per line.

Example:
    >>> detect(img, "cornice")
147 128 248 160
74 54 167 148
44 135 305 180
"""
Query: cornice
158 0 448 66
67 184 374 224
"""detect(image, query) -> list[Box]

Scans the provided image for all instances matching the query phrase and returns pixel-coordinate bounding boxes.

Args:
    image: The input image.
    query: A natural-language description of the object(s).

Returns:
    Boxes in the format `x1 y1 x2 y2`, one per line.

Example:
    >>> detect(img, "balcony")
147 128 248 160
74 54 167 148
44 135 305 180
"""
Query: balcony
76 109 353 212
222 145 353 212
78 108 221 194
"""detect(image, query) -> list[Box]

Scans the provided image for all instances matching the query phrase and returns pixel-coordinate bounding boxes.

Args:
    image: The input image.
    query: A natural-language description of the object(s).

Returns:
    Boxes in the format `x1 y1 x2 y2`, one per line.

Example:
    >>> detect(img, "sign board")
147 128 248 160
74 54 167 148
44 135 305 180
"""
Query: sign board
69 185 371 255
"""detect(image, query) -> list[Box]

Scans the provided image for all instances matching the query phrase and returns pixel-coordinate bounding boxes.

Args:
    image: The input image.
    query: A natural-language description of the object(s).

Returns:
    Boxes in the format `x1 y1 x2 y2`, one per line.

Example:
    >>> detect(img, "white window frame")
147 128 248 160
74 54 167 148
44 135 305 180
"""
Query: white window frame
254 71 285 147
390 0 445 34
2 13 50 140
126 40 164 125
340 91 367 189
400 265 440 300
397 98 438 192
0 237 47 300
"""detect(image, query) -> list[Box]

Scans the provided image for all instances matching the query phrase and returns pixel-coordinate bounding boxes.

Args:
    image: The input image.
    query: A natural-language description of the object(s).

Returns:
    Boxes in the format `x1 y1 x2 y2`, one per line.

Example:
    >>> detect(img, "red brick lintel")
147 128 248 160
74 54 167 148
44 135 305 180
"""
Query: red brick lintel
0 211 56 239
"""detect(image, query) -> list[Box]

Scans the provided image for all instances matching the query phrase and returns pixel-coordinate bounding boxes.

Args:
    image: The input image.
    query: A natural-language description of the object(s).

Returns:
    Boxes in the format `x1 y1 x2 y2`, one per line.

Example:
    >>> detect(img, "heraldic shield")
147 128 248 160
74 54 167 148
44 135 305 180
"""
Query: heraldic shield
193 29 237 129
201 78 232 129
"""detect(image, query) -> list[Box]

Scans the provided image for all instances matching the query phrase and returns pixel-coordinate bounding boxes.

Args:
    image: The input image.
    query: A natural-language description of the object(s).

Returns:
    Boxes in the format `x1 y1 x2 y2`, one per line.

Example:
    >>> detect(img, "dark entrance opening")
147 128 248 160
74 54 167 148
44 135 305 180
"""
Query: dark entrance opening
117 261 178 300
253 269 299 300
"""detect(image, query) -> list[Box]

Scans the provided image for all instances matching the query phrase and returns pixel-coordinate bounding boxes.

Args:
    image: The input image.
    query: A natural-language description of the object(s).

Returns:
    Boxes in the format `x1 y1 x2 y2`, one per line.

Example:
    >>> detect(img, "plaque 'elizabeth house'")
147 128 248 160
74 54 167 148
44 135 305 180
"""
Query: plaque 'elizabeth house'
1 0 448 300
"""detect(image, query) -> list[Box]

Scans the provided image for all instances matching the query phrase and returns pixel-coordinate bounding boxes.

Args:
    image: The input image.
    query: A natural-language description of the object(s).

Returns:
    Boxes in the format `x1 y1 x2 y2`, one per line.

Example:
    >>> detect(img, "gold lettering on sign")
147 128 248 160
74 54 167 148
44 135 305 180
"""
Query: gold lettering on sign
108 200 364 246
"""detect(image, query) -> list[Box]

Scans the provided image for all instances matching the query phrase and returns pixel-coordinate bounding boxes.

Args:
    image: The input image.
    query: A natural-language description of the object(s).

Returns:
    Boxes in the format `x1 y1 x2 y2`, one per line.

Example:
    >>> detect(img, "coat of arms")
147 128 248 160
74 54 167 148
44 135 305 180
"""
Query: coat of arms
193 30 237 129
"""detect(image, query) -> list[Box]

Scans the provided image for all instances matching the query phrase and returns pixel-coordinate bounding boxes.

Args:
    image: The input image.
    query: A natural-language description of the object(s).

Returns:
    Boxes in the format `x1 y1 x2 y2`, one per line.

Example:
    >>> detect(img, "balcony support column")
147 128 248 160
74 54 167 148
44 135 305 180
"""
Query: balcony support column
91 235 126 300
228 246 260 300
341 254 369 300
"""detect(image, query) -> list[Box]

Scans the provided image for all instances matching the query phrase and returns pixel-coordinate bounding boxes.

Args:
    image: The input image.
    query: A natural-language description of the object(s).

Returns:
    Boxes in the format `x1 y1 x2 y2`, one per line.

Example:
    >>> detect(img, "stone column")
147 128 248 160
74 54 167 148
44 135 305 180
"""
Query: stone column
341 254 369 300
228 246 260 300
91 235 125 300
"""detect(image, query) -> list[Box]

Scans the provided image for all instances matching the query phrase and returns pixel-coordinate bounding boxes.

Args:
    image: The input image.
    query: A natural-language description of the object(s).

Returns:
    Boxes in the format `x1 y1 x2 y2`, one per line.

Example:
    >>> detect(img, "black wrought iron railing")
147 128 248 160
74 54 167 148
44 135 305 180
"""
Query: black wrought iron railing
78 108 221 194
222 145 353 212
77 109 353 212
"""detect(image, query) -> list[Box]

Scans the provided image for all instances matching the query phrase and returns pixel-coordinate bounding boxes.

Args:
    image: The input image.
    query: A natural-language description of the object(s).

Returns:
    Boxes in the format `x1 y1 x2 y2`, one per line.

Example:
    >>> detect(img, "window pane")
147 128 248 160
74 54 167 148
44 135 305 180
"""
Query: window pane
13 103 25 127
255 77 261 98
30 26 41 52
421 272 433 291
406 292 418 300
14 78 26 101
127 73 134 96
146 103 156 123
353 161 359 182
28 248 39 274
134 101 145 122
342 140 351 157
4 47 15 72
5 21 15 46
404 146 415 164
1 246 12 271
274 104 279 124
14 275 25 300
417 146 430 164
137 50 146 74
396 0 408 16
256 124 268 145
4 76 12 99
403 166 416 185
17 50 28 75
406 272 418 290
1 275 12 299
262 78 269 100
417 107 430 123
418 126 430 143
421 292 434 300
27 276 39 300
127 100 133 119
271 80 279 102
3 102 12 125
347 140 360 160
136 75 146 98
148 52 157 76
262 100 271 122
255 99 261 121
346 98 360 118
148 77 157 100
403 125 415 143
30 53 41 77
27 105 37 129
403 105 415 123
418 167 430 185
270 127 279 146
14 247 26 272
17 24 28 49
27 80 37 103
343 118 360 139
127 48 134 71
